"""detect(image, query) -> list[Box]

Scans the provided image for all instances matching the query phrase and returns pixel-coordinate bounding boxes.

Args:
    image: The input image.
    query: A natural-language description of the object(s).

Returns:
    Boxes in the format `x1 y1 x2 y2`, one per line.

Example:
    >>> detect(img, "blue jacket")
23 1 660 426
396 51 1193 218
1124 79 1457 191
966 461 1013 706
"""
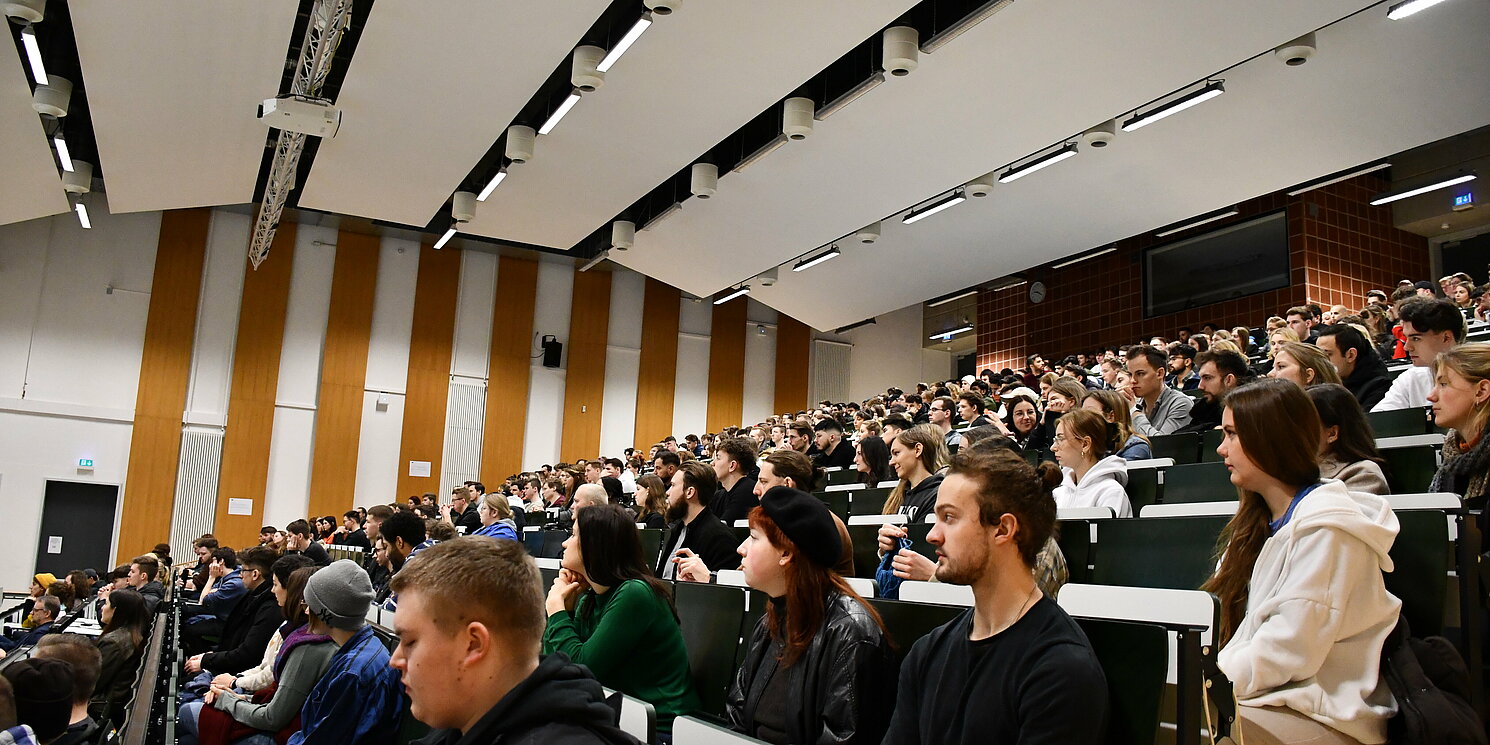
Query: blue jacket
0 621 54 652
187 569 246 623
290 625 401 745
473 520 518 542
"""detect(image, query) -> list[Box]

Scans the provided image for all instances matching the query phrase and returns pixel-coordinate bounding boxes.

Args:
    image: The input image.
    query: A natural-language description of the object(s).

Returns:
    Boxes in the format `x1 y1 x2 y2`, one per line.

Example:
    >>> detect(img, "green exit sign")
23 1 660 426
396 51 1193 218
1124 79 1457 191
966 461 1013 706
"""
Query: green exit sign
78 459 94 468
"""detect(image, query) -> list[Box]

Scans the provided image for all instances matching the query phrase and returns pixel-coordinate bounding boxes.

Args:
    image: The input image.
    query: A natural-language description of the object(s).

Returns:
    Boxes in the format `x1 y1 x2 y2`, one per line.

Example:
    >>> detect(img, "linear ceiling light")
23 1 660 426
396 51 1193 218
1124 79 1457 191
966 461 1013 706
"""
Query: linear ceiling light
74 201 91 229
991 278 1027 291
476 169 507 201
1286 162 1392 196
815 73 884 121
715 286 750 305
538 90 582 135
998 143 1077 184
920 0 1015 53
1387 0 1452 19
52 135 72 172
929 325 974 341
793 245 841 272
20 25 47 85
1370 173 1476 205
640 201 681 231
434 226 458 249
733 134 788 173
903 190 966 224
579 250 610 272
1122 80 1224 132
1051 246 1117 269
1156 207 1239 237
597 13 653 71
927 289 978 307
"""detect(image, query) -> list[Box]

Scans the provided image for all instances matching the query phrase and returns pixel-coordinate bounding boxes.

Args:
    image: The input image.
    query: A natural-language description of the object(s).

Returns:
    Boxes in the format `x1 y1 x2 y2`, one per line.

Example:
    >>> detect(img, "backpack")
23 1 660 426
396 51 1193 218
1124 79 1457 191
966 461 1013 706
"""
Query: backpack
1379 615 1487 745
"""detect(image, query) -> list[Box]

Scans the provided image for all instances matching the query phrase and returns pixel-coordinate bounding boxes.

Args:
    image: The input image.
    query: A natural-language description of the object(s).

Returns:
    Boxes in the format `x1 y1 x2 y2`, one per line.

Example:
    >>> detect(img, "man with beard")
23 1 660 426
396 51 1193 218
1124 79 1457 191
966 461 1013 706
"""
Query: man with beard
1177 349 1253 433
653 461 739 579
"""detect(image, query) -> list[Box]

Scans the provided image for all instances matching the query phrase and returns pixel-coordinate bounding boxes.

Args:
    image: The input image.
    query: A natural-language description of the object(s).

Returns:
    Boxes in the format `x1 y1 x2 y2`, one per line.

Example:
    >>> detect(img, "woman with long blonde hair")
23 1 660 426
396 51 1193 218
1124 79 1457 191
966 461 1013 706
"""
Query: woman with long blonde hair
1428 343 1490 533
1267 341 1341 389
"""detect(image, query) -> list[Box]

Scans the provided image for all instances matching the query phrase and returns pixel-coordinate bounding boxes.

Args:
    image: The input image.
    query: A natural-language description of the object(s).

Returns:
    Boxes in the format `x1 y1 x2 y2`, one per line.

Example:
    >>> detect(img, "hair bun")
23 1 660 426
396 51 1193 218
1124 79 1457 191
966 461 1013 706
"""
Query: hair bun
1034 460 1063 491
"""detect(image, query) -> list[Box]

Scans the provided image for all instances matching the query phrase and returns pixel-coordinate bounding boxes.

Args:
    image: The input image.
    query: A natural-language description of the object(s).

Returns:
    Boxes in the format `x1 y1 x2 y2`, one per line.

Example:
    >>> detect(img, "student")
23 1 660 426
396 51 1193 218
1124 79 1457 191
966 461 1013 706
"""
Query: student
711 437 760 524
1001 395 1044 452
812 419 856 470
184 546 282 679
1428 343 1490 534
1081 389 1151 460
283 520 331 567
880 425 946 523
1125 345 1194 435
91 588 149 722
1316 324 1392 411
634 474 669 530
33 635 103 745
1308 384 1389 495
1050 409 1133 517
1 657 75 745
1374 298 1465 412
1183 349 1255 433
0 595 59 652
125 555 165 613
727 487 896 745
181 547 247 653
338 511 372 549
1205 379 1399 744
955 392 994 429
472 492 519 542
881 447 1107 744
655 462 740 579
544 504 700 735
1267 341 1342 389
854 435 894 484
288 560 402 745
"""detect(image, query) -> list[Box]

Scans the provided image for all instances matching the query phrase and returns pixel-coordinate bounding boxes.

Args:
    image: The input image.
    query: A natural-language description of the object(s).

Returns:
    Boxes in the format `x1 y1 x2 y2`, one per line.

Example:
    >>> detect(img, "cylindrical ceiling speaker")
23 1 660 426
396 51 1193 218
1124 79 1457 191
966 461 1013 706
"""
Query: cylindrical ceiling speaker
62 160 92 194
1274 32 1317 66
882 26 919 77
782 97 814 140
32 76 71 117
965 172 995 197
690 162 718 199
2 0 46 23
643 0 679 15
571 45 606 92
451 191 476 223
1080 120 1117 149
505 124 536 163
611 220 635 250
854 222 881 244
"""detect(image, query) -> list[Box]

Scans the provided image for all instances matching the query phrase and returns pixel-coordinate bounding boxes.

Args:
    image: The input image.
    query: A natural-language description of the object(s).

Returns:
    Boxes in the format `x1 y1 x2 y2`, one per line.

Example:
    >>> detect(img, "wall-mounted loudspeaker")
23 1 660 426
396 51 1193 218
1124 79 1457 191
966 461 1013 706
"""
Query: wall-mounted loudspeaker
541 335 562 368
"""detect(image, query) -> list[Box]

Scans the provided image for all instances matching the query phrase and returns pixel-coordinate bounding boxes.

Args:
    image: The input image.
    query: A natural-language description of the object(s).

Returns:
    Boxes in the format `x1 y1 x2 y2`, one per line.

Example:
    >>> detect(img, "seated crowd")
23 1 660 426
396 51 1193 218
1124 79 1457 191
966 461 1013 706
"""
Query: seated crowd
3 283 1487 745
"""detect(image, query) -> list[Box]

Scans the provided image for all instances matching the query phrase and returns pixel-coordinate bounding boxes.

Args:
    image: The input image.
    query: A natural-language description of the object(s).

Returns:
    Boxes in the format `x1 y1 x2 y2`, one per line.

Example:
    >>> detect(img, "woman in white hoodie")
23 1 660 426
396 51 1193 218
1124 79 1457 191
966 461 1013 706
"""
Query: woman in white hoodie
1050 408 1132 517
1205 378 1400 745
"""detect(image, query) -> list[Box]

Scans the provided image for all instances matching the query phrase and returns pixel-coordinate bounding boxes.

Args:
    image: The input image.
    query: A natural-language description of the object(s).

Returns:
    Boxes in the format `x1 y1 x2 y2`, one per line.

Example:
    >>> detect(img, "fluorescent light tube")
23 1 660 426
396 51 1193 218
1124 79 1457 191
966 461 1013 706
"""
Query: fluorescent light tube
476 169 507 201
597 14 652 72
579 250 610 272
538 91 581 135
991 278 1027 291
75 202 91 229
1287 162 1392 196
1369 173 1476 205
815 73 884 121
434 226 458 249
715 286 750 305
903 191 966 224
641 201 681 231
732 134 788 173
1051 246 1117 269
21 26 47 85
927 289 978 307
53 136 73 172
920 0 1015 53
998 143 1077 183
1387 0 1451 20
929 325 974 341
1122 81 1225 132
793 246 841 272
1156 208 1239 237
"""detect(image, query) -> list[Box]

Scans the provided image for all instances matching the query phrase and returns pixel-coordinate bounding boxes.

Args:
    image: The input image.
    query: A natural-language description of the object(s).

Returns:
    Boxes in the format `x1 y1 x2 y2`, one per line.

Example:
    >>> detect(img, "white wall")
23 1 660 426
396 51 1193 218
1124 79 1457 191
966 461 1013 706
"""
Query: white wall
598 270 644 456
353 237 419 503
742 300 778 424
521 257 574 470
837 303 954 401
672 296 712 438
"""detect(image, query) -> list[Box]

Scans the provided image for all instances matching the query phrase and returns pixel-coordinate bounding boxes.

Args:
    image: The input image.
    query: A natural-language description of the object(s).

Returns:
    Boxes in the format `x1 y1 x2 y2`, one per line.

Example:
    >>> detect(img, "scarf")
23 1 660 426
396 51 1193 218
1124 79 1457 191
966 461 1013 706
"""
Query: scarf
1429 428 1490 502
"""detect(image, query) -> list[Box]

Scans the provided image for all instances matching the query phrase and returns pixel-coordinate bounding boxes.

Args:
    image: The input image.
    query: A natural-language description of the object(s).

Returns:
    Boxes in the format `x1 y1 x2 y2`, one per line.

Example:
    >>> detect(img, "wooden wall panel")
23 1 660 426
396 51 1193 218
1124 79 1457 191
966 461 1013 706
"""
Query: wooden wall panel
775 315 811 415
118 209 210 564
395 244 462 499
633 279 680 448
214 223 297 549
706 296 747 431
481 256 538 479
560 270 611 461
305 230 380 518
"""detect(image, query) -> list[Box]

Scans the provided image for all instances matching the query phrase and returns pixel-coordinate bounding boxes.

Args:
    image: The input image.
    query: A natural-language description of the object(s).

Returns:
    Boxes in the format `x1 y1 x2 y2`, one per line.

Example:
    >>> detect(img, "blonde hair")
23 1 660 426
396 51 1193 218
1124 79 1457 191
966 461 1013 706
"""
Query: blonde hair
479 491 513 520
882 425 949 514
1274 341 1342 387
1267 327 1300 358
1085 389 1147 447
1265 316 1287 332
1431 343 1490 437
1210 339 1242 354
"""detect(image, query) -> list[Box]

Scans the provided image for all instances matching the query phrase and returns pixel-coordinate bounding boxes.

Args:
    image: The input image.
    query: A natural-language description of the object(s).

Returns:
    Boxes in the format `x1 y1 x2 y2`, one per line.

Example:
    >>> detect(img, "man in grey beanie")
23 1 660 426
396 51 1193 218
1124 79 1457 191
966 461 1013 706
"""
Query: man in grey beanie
288 560 402 745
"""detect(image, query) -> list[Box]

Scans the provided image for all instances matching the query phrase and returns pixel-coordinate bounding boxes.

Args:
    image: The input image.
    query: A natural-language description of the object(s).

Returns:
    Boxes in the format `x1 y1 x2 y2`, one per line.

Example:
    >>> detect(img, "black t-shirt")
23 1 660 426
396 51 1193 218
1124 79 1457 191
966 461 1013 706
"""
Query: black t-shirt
882 596 1108 745
815 440 856 470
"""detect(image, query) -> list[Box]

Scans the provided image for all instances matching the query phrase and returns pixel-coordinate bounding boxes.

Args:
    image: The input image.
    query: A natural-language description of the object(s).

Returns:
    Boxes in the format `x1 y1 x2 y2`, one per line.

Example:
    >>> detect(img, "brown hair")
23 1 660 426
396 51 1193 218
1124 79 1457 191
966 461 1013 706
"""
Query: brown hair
946 446 1061 566
635 474 668 517
1057 407 1118 458
678 461 719 508
1048 378 1087 407
883 425 946 514
747 506 886 667
1202 379 1321 642
130 554 159 581
1085 389 1146 447
282 566 318 627
760 449 818 491
1431 343 1490 439
35 635 102 705
389 537 545 653
715 437 758 474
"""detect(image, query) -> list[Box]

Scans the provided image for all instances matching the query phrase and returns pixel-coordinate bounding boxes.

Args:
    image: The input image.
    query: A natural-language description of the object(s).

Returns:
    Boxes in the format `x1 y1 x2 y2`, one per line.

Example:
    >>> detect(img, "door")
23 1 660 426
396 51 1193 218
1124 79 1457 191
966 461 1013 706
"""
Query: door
33 480 118 578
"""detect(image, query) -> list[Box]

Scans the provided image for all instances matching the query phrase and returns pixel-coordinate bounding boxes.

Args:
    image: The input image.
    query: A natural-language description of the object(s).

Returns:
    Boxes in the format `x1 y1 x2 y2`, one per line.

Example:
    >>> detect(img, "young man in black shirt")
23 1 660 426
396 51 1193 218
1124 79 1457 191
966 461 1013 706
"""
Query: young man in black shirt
811 418 855 470
882 445 1108 745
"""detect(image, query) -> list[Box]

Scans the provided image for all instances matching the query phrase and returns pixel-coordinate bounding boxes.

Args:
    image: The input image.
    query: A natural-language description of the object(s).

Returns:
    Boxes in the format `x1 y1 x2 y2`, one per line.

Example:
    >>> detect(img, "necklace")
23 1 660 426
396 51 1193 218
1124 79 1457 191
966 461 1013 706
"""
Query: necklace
987 582 1040 637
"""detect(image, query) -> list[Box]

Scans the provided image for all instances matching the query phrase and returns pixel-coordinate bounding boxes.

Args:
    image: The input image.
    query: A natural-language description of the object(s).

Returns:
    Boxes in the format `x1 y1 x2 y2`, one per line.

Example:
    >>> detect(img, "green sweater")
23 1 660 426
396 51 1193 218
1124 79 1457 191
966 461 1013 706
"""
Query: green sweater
543 578 701 731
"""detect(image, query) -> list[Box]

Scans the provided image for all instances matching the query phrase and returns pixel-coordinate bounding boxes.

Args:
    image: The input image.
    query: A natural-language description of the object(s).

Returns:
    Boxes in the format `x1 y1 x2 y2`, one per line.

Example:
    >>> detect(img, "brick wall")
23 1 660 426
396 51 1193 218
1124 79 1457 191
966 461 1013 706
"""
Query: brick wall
975 174 1429 371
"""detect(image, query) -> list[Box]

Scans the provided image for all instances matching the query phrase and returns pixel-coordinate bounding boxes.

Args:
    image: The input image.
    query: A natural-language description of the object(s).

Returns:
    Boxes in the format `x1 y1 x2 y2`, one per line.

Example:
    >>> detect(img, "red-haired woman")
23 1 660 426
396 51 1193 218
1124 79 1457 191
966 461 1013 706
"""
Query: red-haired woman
726 487 896 745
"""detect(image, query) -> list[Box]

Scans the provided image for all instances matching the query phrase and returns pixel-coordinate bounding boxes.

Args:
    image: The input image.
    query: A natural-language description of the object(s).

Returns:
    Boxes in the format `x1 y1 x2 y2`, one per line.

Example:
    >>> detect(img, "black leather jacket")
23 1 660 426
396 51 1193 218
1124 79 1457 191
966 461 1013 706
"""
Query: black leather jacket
726 592 897 745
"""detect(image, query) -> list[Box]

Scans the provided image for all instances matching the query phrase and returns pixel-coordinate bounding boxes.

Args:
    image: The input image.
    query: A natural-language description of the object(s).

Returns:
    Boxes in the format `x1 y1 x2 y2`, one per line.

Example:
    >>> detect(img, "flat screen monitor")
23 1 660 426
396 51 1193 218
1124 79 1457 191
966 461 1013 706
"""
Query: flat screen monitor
1144 210 1289 317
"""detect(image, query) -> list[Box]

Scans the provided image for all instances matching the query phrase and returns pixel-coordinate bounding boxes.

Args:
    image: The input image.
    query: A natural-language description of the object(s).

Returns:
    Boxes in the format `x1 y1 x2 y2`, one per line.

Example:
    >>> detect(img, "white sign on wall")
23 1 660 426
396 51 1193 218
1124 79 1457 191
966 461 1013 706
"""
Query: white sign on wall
409 460 432 478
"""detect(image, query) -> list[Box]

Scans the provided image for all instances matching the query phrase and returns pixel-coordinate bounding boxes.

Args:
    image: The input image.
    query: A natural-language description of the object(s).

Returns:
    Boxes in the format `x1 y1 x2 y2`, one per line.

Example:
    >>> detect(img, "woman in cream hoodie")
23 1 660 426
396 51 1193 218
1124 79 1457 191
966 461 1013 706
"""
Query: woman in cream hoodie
1050 408 1132 517
1206 378 1399 745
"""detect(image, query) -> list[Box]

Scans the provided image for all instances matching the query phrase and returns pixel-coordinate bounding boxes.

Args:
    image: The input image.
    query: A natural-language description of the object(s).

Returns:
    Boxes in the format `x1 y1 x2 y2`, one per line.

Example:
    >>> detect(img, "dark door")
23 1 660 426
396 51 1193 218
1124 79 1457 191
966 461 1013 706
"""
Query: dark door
33 480 118 578
1440 231 1490 282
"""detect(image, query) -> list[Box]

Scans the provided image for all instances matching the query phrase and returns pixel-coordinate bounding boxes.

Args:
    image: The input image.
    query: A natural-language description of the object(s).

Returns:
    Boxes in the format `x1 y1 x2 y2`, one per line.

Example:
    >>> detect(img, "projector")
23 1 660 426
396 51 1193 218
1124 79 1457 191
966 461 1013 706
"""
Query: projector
258 96 341 137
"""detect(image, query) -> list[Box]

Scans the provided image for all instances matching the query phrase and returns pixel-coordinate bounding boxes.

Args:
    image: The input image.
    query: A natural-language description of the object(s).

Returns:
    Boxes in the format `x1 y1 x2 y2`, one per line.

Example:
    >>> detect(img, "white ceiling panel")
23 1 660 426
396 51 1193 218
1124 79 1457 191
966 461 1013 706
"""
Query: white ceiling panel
461 0 921 249
70 0 299 214
297 0 612 227
752 0 1490 330
611 0 1375 305
0 52 67 225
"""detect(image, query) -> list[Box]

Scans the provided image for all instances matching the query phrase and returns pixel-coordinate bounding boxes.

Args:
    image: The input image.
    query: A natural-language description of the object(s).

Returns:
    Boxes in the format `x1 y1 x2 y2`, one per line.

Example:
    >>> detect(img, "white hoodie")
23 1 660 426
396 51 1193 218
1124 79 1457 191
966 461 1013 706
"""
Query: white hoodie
1216 479 1401 744
1054 455 1132 517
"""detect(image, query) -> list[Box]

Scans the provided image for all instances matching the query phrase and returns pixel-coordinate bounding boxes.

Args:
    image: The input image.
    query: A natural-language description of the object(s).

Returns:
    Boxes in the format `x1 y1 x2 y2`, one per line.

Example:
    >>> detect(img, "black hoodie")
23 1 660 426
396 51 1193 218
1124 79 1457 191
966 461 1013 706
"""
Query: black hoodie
1342 354 1392 412
413 653 640 745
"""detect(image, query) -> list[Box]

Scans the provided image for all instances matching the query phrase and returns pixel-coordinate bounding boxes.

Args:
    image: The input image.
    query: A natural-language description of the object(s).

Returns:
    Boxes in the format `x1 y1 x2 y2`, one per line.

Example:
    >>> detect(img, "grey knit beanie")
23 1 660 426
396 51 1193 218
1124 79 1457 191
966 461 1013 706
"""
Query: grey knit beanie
303 559 373 630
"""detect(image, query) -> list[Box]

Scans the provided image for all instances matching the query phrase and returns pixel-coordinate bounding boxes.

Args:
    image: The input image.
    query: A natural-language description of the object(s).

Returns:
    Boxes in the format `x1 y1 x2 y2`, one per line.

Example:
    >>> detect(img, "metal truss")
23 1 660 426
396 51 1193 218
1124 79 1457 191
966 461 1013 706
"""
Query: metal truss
248 0 353 269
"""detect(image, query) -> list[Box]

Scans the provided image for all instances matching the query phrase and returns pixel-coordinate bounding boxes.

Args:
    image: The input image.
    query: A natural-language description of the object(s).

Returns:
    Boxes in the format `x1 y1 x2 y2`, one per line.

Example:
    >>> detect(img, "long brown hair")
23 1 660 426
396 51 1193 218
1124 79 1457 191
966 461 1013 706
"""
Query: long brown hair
882 425 946 514
1202 378 1321 642
282 566 318 627
748 506 886 667
635 474 668 517
1085 389 1147 447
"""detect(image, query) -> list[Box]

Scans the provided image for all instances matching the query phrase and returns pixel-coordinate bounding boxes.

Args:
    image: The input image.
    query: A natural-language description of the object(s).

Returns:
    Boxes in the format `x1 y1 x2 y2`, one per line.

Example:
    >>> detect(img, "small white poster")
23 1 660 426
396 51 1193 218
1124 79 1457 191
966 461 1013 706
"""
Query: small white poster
47 536 62 554
227 498 254 516
409 460 432 478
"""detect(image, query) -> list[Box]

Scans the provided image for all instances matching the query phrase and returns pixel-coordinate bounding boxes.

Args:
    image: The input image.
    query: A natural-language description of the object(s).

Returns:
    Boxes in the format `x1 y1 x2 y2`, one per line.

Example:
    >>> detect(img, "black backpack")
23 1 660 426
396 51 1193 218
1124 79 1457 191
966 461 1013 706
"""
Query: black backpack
1379 615 1487 745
